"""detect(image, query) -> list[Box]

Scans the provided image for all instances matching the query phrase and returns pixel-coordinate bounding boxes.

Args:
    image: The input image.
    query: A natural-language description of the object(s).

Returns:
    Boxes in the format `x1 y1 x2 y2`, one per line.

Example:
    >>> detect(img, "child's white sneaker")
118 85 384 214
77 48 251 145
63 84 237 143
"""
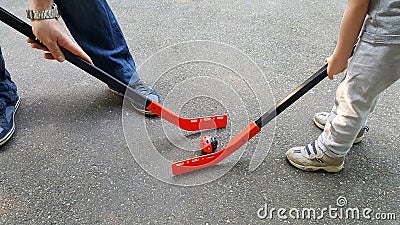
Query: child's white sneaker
286 140 344 172
313 112 368 144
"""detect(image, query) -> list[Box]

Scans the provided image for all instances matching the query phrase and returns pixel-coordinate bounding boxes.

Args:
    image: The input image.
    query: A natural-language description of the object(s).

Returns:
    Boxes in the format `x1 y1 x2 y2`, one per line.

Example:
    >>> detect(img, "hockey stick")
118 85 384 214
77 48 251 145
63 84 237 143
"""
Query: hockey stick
0 7 227 131
172 64 329 175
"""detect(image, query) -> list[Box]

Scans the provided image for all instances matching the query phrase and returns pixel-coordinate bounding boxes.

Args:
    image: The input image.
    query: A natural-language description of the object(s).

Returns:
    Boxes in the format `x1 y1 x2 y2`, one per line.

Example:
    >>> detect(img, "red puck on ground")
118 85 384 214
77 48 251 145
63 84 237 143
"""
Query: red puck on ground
200 136 218 154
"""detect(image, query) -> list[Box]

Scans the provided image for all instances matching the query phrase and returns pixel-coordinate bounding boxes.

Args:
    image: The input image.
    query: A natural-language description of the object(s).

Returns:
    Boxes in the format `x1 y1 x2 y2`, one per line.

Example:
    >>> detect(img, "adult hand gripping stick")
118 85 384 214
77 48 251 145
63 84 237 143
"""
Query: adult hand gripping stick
0 7 228 131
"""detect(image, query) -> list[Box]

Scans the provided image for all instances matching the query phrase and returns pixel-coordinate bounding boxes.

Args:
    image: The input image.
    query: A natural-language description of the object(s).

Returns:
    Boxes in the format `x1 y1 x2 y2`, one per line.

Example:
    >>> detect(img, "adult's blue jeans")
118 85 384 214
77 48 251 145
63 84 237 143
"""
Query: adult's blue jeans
55 0 138 85
0 49 19 109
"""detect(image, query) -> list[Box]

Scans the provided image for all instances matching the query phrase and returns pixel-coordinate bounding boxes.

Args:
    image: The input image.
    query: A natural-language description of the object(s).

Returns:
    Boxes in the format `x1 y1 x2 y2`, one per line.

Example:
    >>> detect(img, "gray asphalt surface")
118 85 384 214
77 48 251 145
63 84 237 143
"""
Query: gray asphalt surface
0 0 399 224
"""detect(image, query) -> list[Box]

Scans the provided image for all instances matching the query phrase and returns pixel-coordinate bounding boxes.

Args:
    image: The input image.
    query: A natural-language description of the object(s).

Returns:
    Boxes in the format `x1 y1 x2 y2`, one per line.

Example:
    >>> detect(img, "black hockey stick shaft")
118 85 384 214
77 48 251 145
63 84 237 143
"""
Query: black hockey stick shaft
0 7 148 107
171 64 328 175
255 41 358 129
0 7 229 131
255 64 328 128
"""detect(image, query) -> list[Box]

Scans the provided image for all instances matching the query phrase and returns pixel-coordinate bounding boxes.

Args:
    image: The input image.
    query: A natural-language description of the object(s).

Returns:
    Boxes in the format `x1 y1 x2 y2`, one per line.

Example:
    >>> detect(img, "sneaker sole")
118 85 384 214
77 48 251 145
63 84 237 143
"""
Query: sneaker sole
0 98 20 146
109 88 156 116
353 136 363 144
287 158 343 173
313 117 326 130
109 88 124 97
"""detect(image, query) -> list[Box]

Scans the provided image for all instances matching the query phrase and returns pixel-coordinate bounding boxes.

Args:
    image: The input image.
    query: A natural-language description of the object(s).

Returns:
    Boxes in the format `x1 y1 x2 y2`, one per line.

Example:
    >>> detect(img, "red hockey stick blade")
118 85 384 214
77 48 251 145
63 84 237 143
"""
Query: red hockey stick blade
171 61 343 175
0 8 228 132
147 101 228 131
172 122 261 175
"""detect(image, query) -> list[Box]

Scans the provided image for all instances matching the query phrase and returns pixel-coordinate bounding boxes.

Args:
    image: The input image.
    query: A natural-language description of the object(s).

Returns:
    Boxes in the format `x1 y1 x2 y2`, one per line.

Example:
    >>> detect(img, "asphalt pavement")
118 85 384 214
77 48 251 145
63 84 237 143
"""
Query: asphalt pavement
0 0 398 224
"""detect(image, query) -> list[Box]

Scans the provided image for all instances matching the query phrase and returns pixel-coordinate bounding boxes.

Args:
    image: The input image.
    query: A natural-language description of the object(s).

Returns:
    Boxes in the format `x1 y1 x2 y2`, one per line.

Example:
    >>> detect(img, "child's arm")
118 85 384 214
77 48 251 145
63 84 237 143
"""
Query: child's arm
326 0 369 79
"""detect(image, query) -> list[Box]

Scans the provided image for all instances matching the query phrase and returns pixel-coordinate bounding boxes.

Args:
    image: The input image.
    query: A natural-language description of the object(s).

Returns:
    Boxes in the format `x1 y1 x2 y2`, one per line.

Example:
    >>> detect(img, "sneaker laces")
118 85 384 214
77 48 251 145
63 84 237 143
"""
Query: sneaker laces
296 140 324 159
129 80 155 96
0 109 7 127
0 105 15 131
363 126 369 132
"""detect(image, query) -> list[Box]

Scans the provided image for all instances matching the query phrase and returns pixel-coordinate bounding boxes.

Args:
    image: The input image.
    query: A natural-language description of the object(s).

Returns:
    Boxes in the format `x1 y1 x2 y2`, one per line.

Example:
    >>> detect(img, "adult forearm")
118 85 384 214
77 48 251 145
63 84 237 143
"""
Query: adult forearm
27 0 92 63
29 0 54 11
333 0 369 58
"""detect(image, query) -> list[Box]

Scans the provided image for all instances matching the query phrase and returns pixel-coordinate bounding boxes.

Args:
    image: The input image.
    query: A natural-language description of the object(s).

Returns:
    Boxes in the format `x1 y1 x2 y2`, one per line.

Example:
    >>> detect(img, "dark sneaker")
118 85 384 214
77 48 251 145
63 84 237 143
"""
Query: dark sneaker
313 112 368 144
286 140 344 172
0 98 20 146
109 79 163 115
